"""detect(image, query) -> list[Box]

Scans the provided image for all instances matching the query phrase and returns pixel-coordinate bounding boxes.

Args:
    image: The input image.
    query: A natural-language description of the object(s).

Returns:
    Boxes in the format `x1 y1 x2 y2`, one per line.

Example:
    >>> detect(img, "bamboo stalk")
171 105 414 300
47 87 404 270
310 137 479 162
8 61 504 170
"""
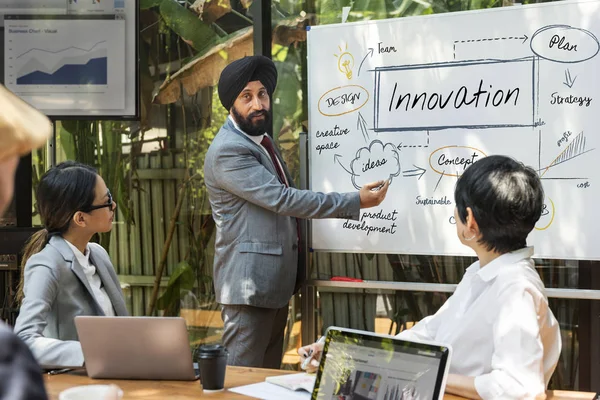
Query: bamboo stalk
148 175 189 316
148 80 192 316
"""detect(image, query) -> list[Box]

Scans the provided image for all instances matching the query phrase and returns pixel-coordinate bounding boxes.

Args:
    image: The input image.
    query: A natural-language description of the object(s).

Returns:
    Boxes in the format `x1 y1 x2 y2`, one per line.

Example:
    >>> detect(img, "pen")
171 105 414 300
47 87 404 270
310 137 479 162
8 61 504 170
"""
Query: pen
301 336 326 370
48 368 74 375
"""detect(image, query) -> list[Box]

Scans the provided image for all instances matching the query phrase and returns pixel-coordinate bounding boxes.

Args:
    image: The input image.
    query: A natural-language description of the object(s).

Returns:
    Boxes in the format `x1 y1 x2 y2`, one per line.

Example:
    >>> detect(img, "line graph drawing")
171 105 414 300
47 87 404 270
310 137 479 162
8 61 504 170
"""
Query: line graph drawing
16 40 106 59
539 131 595 178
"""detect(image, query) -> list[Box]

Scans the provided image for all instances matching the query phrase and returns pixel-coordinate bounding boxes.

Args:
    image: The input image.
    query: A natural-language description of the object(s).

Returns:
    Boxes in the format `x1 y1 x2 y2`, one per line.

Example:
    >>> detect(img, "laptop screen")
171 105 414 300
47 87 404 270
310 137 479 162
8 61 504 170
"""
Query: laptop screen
312 327 451 400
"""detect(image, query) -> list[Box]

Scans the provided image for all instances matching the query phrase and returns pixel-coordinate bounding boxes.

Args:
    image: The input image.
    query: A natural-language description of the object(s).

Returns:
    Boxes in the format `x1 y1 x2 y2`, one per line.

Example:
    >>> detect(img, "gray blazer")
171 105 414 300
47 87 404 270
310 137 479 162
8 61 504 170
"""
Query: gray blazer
204 118 360 309
13 236 128 368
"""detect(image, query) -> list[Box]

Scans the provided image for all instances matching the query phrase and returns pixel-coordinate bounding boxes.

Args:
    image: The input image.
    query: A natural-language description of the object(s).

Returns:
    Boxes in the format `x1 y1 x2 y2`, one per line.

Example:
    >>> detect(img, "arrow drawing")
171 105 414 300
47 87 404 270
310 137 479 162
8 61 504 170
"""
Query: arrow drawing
357 48 374 77
563 69 577 88
333 154 358 176
357 112 370 143
396 131 430 149
539 131 594 178
454 34 528 45
453 35 528 59
402 165 426 180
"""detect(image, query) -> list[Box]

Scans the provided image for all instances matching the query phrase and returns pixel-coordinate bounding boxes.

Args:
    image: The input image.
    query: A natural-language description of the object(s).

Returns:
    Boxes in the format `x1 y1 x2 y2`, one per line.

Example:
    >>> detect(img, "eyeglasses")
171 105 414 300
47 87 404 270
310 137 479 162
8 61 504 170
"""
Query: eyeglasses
83 190 114 213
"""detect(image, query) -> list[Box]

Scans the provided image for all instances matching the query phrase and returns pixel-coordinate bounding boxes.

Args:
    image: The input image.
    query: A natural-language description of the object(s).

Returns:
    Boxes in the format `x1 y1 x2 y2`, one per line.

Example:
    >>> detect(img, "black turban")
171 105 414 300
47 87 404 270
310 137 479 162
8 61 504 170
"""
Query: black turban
218 55 278 111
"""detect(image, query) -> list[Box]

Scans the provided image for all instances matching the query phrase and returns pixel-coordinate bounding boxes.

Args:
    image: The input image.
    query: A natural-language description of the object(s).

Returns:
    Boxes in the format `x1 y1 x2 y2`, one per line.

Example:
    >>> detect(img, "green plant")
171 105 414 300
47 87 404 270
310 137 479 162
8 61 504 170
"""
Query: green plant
56 121 138 249
155 88 226 316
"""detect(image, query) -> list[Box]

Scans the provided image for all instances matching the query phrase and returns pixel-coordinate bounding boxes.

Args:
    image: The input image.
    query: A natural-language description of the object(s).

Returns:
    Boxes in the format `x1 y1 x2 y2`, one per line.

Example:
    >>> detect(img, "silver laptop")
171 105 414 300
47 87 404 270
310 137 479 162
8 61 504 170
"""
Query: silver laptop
75 316 197 380
312 327 452 400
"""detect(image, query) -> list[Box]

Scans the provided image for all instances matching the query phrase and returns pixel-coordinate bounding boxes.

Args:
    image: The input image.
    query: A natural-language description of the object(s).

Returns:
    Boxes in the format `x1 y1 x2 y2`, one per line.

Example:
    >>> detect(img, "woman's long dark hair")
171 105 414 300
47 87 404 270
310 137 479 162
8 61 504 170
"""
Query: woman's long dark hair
17 161 98 303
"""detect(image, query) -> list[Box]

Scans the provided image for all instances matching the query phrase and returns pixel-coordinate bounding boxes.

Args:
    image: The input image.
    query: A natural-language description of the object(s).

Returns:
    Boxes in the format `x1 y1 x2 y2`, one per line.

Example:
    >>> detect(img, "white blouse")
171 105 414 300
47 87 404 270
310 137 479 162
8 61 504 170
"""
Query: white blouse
397 247 561 400
65 241 115 317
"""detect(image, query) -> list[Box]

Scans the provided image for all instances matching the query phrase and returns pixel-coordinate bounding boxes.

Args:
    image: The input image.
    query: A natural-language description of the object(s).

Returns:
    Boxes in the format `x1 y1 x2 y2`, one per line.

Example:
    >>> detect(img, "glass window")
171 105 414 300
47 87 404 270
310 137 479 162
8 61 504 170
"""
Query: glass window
28 0 258 361
19 0 599 385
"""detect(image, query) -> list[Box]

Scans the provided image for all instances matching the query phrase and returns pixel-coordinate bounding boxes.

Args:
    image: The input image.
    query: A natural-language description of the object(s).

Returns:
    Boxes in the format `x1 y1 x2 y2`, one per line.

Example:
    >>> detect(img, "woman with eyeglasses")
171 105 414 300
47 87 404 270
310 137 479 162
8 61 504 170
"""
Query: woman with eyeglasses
13 161 128 368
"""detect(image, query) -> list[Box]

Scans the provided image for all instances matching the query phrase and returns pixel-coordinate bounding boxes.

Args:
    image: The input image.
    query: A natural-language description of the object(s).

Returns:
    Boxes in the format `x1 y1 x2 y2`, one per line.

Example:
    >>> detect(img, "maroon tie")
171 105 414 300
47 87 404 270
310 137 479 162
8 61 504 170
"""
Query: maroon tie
260 135 305 290
260 135 287 186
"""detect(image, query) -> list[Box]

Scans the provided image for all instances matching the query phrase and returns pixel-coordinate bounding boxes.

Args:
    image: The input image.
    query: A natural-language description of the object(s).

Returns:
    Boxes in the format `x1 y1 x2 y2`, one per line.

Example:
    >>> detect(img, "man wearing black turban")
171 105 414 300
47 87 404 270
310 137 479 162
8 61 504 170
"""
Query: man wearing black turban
204 55 389 369
217 55 277 113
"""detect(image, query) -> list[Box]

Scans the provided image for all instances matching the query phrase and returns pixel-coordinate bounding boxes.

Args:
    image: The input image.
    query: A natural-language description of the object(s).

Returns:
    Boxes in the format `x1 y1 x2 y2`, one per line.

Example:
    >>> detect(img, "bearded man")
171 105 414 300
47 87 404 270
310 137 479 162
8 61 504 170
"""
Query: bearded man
204 55 389 368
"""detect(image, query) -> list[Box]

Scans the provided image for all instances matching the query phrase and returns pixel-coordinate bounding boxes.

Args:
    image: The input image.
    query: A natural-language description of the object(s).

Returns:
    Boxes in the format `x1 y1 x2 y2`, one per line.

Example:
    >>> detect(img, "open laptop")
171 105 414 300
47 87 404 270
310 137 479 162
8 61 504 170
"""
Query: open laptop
75 316 197 380
312 327 452 400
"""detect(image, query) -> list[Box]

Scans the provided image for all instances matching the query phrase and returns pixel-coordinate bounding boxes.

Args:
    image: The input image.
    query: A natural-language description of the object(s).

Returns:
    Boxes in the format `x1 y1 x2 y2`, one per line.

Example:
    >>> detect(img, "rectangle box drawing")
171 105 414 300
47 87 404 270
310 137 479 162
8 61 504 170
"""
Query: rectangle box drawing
373 58 536 132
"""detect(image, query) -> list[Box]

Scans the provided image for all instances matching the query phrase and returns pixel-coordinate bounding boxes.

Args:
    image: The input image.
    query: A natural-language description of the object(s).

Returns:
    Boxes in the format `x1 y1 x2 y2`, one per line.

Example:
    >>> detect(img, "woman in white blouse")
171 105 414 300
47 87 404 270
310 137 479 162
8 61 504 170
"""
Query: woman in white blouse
14 161 128 368
300 155 561 400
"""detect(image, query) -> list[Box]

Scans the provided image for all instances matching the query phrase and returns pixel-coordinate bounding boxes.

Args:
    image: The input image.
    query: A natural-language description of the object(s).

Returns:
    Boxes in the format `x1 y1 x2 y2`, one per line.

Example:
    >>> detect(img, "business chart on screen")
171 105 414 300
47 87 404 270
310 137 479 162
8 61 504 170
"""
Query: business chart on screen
1 0 137 118
308 0 600 260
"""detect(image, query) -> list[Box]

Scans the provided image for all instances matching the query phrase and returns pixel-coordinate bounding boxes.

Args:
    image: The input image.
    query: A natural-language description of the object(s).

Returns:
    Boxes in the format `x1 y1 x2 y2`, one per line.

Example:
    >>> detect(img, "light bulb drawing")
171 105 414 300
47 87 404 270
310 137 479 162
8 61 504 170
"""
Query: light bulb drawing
334 44 355 80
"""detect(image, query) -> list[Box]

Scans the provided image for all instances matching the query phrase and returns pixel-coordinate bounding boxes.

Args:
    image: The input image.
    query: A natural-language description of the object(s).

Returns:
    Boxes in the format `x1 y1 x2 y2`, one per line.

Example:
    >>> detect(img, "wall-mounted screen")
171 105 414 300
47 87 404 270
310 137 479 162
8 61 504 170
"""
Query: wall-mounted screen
2 0 138 119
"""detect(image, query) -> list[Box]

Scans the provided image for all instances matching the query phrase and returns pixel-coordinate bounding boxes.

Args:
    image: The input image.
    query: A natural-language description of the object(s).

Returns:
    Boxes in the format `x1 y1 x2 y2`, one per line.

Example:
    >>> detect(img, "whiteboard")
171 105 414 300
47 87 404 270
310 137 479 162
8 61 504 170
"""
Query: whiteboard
307 0 600 260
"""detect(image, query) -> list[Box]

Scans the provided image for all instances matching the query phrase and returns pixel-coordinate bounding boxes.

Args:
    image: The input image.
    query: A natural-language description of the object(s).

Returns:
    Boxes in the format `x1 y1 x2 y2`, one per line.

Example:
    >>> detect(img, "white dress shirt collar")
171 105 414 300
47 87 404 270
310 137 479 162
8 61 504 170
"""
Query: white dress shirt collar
228 116 289 186
229 115 266 144
64 240 115 317
64 240 90 267
473 246 534 282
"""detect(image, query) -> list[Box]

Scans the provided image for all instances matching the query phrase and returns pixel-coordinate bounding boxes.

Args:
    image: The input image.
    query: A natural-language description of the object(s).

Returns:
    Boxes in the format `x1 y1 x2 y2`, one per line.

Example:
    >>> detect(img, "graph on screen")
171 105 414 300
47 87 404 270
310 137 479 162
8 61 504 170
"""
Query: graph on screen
16 41 108 85
4 16 125 112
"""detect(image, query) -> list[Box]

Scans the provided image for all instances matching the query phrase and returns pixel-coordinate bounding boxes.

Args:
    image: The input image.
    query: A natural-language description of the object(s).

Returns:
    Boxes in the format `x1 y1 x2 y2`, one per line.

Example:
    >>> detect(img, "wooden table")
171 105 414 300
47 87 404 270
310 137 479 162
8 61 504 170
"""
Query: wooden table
44 366 596 400
45 367 295 400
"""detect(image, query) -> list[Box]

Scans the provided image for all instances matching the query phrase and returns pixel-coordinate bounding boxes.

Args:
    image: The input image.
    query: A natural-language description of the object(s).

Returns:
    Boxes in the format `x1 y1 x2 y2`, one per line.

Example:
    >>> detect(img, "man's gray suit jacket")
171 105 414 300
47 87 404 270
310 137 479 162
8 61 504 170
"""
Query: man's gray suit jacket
204 118 361 309
14 235 128 367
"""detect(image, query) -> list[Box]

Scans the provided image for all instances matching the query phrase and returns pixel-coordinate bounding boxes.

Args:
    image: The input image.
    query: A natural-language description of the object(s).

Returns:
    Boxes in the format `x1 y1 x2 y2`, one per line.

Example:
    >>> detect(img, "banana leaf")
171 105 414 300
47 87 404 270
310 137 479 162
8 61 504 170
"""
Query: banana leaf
349 0 390 20
139 30 156 129
157 261 196 316
140 0 163 9
159 0 220 51
192 0 233 24
153 26 253 104
272 48 302 141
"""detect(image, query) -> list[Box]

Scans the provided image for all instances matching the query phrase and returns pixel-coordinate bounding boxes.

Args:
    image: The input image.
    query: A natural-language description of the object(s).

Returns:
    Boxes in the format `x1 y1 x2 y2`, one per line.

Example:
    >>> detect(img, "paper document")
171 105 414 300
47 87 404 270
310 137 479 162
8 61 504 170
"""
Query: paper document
265 372 316 392
229 382 312 400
